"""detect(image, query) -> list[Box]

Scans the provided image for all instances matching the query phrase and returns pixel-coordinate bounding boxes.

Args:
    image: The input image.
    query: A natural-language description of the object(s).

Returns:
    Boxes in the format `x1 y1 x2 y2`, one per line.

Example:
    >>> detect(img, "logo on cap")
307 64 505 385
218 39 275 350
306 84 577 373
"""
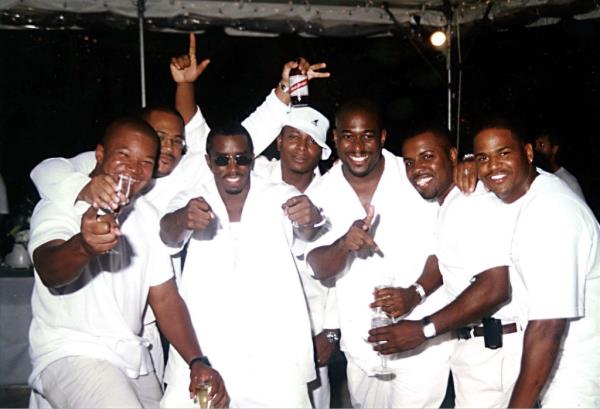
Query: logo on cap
312 119 319 126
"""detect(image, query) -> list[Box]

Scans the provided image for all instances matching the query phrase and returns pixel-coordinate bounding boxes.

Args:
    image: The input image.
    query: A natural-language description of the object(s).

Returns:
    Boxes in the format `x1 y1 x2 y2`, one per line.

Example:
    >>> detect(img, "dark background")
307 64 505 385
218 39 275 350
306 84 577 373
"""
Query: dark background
1 19 599 252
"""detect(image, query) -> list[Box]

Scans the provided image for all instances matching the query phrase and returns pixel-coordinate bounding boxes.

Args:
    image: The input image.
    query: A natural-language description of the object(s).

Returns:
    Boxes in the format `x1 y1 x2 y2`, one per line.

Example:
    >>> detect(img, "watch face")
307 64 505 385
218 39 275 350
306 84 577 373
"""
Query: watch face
326 331 339 343
423 323 436 339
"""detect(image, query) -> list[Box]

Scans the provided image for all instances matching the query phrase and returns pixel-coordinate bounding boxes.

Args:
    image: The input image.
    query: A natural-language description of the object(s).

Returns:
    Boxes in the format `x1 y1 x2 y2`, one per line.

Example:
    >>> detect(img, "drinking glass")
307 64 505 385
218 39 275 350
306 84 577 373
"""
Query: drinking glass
97 174 134 254
371 306 394 376
195 380 212 409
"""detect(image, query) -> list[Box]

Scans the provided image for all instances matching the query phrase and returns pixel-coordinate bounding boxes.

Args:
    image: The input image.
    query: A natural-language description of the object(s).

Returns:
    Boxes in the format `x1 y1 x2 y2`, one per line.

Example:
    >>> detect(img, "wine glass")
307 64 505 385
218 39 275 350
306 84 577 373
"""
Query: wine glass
370 306 394 376
195 379 212 409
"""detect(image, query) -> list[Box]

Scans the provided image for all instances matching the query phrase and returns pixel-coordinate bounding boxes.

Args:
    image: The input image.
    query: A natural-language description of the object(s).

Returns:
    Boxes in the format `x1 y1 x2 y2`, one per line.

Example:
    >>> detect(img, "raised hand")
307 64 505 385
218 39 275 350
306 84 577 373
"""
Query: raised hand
454 157 477 194
80 205 121 255
280 57 330 85
78 174 125 211
178 197 215 231
282 194 322 228
170 33 211 84
341 205 380 254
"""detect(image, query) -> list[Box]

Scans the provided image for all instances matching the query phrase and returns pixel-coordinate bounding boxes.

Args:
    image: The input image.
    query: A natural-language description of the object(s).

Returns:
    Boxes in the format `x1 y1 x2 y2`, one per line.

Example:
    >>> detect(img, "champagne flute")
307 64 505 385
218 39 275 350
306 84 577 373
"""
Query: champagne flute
371 306 394 376
97 174 134 255
195 380 212 409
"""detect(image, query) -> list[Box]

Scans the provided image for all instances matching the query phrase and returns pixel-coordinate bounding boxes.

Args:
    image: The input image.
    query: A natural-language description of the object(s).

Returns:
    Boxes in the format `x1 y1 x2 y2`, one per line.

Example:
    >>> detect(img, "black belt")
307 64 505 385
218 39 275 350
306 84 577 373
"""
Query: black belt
455 323 518 340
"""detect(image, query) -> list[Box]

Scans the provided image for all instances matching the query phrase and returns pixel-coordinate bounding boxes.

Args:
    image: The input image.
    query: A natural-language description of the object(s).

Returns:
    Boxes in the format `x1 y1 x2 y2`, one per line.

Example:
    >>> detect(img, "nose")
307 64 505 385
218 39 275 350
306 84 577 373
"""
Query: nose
161 137 173 152
351 136 365 152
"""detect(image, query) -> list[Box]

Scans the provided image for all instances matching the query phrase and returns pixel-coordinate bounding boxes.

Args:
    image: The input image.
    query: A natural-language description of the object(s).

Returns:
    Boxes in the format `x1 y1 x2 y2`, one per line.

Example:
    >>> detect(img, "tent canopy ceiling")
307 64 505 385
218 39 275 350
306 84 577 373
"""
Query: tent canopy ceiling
0 0 598 36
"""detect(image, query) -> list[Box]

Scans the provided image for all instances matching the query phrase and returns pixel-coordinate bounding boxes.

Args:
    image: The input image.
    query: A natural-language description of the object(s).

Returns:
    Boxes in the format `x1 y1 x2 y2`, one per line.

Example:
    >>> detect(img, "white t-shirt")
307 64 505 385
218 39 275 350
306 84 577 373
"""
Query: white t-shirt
0 173 8 214
435 185 521 325
162 174 315 407
507 172 600 401
305 149 450 373
554 166 585 200
27 195 173 392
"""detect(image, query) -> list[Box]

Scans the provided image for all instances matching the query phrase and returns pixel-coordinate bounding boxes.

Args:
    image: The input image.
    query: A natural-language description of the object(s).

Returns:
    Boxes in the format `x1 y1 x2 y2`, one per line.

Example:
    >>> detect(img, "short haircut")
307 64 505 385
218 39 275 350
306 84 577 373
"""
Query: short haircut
139 106 185 128
101 116 160 150
403 123 454 151
534 127 564 147
335 99 384 130
206 121 254 155
471 116 527 145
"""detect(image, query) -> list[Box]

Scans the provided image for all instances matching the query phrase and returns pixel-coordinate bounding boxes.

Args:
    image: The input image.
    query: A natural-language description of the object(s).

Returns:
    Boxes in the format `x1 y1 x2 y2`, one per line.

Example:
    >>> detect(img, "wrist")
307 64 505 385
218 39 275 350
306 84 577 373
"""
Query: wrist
421 316 437 339
323 329 340 344
189 355 211 369
410 282 426 305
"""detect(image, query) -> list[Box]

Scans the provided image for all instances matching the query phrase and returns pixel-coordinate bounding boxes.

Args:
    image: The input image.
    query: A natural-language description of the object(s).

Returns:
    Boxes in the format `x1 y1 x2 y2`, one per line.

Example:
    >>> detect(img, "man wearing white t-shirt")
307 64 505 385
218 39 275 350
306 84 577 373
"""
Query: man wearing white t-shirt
160 124 324 407
27 117 228 408
473 120 600 407
533 130 585 200
306 101 452 408
370 126 523 407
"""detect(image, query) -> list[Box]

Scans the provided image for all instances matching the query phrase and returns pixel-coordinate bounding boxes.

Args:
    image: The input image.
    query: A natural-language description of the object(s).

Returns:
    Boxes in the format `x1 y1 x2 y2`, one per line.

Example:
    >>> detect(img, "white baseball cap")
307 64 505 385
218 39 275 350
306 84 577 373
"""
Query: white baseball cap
282 106 331 160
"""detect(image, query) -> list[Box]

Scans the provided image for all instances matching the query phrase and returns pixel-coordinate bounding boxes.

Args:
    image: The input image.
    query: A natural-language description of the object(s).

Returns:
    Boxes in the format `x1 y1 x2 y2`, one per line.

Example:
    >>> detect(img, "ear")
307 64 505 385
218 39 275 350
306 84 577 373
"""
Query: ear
449 147 458 165
95 144 104 164
380 129 387 146
524 143 534 164
551 145 559 156
276 134 283 153
332 129 339 148
205 153 212 171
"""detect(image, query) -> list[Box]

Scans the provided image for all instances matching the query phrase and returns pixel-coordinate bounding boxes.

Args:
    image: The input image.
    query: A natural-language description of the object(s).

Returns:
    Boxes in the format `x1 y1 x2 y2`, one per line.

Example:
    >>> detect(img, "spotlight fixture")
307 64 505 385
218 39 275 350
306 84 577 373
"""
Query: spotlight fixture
430 30 447 47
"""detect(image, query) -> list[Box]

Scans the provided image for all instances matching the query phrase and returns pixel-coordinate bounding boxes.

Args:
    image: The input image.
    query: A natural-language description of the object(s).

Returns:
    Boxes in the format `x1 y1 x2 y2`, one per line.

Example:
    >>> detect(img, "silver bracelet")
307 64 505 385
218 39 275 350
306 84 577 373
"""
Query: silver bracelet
462 153 475 161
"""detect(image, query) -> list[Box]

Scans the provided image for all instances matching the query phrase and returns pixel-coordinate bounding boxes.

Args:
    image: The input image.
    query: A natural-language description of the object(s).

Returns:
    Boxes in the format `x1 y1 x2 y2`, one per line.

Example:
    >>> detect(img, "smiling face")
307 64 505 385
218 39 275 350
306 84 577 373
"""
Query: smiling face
333 109 386 178
277 126 322 176
474 127 535 203
403 131 457 204
206 133 254 196
146 110 186 177
95 121 158 197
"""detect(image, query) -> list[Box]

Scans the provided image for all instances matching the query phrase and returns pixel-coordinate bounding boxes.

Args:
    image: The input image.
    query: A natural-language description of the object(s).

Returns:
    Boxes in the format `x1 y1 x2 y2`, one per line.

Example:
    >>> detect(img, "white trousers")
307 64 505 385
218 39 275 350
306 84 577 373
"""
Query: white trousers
451 330 523 408
309 365 331 409
34 356 162 409
345 340 451 409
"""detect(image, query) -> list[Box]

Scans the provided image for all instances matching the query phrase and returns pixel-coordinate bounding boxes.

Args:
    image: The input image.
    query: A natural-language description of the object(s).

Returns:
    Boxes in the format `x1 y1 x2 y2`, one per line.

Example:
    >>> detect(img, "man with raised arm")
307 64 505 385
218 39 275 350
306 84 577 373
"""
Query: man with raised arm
160 123 324 407
471 120 600 407
27 117 228 408
368 125 524 407
305 100 452 408
171 40 339 408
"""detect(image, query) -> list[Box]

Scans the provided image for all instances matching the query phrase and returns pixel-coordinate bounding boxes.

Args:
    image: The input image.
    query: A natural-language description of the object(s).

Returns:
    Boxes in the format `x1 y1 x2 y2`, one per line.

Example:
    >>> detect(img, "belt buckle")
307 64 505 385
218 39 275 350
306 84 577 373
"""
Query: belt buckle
455 327 473 340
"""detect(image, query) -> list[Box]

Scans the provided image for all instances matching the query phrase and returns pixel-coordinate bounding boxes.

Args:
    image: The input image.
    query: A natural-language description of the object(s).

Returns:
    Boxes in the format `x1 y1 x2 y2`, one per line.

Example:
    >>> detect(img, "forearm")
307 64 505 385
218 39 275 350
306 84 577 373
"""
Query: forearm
175 82 197 124
416 255 444 296
150 280 203 363
307 238 350 280
430 266 509 335
509 319 566 408
32 236 92 288
160 209 191 247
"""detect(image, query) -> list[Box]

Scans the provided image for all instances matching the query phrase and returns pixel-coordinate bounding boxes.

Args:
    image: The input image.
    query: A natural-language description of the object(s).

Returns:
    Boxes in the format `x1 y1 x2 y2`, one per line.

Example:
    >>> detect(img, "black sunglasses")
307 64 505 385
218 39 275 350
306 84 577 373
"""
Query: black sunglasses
213 154 252 167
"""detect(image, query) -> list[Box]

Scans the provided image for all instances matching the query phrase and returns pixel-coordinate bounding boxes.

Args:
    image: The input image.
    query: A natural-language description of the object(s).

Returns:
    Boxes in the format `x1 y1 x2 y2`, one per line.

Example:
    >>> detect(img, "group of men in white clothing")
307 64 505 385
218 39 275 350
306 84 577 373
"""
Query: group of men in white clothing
25 32 600 409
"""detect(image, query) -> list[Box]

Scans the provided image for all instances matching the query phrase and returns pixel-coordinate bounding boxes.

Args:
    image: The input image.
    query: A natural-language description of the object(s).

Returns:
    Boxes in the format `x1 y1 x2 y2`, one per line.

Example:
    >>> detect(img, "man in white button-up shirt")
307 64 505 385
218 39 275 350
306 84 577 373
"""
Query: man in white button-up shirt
306 100 452 408
370 126 524 407
160 124 324 407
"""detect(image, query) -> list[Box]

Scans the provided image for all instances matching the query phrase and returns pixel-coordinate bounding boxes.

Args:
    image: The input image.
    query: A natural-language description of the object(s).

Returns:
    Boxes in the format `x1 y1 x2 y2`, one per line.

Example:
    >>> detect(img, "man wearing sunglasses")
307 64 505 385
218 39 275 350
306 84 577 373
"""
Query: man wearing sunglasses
171 35 339 409
160 123 325 407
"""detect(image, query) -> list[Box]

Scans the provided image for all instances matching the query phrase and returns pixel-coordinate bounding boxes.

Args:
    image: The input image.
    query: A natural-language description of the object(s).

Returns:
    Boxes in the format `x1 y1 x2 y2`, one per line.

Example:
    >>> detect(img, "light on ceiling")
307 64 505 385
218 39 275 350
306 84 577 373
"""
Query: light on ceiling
430 30 447 47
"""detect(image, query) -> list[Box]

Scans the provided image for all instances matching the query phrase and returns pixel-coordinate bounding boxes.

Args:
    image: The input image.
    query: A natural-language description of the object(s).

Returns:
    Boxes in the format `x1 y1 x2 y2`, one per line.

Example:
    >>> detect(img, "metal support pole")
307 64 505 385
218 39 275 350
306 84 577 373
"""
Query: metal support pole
446 17 452 133
138 0 146 108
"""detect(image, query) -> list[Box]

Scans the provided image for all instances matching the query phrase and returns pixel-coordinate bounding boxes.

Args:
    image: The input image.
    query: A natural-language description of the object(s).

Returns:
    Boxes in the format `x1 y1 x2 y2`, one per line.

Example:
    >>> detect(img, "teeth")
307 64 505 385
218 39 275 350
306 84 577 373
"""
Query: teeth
415 176 433 187
349 155 367 163
490 174 506 181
